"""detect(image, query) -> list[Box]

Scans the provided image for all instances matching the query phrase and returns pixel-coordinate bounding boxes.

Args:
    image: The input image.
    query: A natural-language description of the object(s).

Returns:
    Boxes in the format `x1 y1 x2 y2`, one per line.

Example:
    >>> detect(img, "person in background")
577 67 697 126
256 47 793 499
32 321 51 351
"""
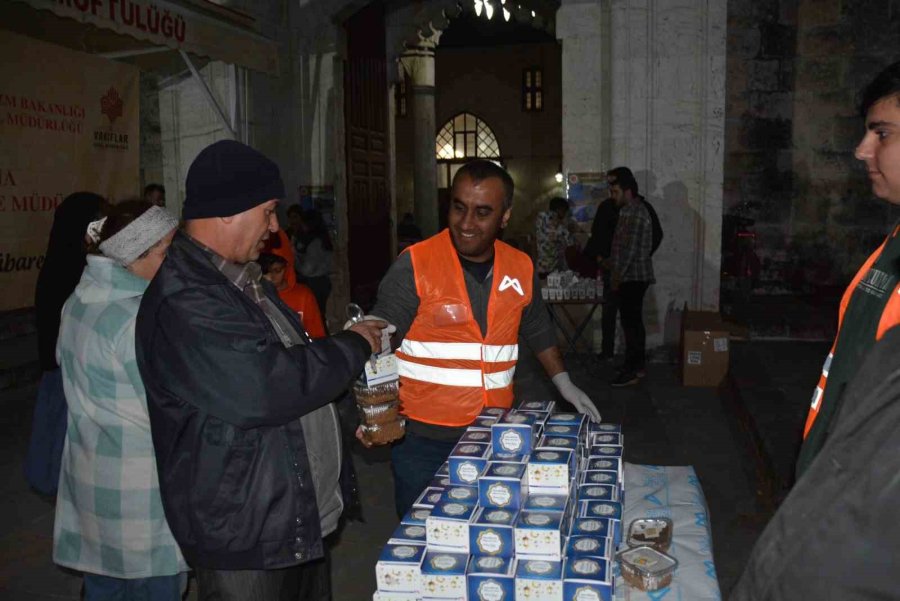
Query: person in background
583 182 621 361
26 192 106 496
286 203 304 241
366 160 601 518
135 140 386 600
54 200 187 600
296 208 334 317
259 252 327 339
608 168 655 388
143 183 166 207
535 196 576 278
397 212 423 253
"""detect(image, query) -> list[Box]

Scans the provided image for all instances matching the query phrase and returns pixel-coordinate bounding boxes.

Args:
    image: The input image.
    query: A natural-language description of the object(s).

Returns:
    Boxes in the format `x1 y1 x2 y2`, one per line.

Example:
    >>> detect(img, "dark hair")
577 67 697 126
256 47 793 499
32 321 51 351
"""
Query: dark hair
257 252 287 274
286 204 303 217
549 197 569 214
89 199 155 256
859 61 900 117
144 183 165 196
299 208 333 251
608 166 639 196
452 160 515 210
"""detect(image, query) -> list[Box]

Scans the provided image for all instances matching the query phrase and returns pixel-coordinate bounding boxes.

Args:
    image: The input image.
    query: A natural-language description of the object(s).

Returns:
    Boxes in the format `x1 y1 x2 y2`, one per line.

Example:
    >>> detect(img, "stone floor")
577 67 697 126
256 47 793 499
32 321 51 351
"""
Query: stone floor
0 340 816 600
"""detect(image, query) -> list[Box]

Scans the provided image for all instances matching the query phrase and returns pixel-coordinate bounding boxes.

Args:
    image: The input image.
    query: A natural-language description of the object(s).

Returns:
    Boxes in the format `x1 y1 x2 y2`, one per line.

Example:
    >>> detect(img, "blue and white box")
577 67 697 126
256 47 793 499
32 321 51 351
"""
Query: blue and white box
479 407 508 419
401 506 431 527
440 485 479 506
389 522 428 545
479 462 528 510
590 432 623 447
473 415 500 428
376 543 426 592
436 462 450 476
527 449 575 492
546 412 588 429
414 487 445 509
581 470 619 488
491 451 528 464
467 556 515 601
585 457 622 480
524 492 570 514
429 475 451 489
519 400 555 413
516 409 550 429
469 506 517 557
420 550 469 599
542 423 582 441
588 445 623 459
589 422 621 435
563 557 613 601
515 510 565 560
565 535 612 559
576 501 622 544
570 517 615 539
426 501 476 552
459 428 492 444
515 559 564 601
576 484 617 502
448 442 490 485
536 435 580 454
491 411 538 455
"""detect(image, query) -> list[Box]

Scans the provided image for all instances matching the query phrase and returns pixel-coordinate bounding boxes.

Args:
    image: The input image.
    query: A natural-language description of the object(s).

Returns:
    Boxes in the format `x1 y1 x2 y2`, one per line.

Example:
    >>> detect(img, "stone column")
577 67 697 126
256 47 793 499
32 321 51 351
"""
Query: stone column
400 30 441 237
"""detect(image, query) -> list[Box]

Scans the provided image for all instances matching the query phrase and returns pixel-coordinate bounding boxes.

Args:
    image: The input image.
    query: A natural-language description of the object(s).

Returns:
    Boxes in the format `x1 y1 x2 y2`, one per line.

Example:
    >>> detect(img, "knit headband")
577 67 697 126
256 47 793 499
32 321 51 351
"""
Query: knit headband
96 206 178 266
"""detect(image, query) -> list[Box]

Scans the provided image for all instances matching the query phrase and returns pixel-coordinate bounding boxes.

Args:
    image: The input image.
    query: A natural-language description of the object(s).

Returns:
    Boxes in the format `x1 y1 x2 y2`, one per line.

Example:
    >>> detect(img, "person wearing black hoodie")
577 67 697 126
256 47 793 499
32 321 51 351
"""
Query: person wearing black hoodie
26 192 106 495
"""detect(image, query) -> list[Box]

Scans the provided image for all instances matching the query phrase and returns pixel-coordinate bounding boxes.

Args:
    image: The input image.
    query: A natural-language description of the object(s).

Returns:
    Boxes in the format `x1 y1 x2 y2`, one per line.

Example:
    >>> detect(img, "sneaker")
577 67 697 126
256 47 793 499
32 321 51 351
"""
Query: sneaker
611 371 639 387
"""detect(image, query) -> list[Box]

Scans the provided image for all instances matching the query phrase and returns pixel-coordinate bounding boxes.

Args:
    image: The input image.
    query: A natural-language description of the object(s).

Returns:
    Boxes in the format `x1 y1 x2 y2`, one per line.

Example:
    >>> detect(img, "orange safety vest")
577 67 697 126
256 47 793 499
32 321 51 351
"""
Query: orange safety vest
803 227 900 438
396 229 533 427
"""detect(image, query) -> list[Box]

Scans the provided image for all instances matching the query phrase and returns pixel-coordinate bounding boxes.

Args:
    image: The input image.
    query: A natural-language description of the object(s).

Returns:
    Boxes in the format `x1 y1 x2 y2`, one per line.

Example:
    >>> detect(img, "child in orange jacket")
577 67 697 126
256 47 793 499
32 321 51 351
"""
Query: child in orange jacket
258 252 326 338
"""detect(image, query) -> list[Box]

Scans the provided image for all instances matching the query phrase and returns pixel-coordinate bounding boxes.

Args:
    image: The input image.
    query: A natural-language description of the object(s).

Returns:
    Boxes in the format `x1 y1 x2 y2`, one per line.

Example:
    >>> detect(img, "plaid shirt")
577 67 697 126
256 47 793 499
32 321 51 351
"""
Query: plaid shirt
611 199 655 283
54 256 187 577
190 236 308 346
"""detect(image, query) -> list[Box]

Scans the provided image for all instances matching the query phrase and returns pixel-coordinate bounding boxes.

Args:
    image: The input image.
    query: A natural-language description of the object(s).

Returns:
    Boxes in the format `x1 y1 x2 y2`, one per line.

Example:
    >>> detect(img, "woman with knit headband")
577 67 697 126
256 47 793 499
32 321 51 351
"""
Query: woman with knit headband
53 200 188 600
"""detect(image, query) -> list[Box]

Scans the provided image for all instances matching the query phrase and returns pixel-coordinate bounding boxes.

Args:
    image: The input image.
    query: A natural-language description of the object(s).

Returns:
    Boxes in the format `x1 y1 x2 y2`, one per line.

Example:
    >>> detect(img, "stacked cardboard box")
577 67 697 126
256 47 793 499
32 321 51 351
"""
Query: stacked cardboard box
374 403 625 601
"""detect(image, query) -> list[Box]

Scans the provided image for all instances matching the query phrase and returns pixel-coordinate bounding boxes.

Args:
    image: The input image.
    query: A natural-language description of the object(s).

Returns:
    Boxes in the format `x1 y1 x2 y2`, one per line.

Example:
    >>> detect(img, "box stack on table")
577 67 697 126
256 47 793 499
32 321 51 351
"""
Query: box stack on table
541 270 603 302
374 402 626 601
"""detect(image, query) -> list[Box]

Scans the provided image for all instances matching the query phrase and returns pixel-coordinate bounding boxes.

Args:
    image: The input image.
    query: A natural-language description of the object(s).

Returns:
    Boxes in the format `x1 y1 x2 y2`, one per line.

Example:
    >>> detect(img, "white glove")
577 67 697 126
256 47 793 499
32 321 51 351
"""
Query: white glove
343 314 396 355
552 372 601 422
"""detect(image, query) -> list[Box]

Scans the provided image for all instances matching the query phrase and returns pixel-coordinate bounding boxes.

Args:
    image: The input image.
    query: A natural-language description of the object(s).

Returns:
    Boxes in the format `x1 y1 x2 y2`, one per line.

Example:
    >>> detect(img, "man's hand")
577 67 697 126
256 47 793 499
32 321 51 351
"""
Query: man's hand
355 425 374 448
552 372 602 422
348 319 388 353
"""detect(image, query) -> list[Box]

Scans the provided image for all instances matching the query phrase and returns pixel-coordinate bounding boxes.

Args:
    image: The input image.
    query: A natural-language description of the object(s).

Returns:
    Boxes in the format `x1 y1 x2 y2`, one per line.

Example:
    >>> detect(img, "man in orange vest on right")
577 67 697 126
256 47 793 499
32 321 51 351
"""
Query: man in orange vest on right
367 160 601 517
797 61 900 478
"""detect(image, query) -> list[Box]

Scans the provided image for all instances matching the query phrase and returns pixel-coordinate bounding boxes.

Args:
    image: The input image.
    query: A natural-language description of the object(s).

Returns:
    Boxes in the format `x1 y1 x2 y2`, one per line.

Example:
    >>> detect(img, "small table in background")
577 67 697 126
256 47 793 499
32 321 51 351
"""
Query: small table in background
544 295 606 354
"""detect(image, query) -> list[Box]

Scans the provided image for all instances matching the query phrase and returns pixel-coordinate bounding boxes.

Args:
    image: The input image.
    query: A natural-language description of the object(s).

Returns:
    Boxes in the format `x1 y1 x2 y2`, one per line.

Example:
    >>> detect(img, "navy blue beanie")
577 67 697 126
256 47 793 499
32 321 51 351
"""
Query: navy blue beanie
183 140 285 219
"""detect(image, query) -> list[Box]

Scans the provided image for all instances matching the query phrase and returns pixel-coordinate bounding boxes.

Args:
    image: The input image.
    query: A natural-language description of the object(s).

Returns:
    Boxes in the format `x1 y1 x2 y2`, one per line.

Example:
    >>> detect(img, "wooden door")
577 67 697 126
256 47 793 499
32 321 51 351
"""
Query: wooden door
344 1 391 310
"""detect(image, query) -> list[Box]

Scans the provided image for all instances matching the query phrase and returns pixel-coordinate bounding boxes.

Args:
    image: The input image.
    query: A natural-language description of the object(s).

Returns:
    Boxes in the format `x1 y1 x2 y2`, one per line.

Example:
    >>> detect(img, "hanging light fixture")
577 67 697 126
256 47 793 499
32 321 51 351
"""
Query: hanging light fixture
484 0 495 20
473 0 483 17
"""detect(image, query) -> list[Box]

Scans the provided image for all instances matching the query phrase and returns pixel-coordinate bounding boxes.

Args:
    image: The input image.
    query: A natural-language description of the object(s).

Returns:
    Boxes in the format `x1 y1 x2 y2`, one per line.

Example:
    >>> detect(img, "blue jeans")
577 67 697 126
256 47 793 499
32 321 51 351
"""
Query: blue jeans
391 432 459 518
83 573 184 601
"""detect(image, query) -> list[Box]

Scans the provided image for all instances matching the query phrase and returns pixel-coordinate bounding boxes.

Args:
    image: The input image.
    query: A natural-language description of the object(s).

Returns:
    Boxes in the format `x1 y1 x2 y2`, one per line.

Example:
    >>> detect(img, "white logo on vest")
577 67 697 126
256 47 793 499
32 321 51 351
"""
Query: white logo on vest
498 275 524 296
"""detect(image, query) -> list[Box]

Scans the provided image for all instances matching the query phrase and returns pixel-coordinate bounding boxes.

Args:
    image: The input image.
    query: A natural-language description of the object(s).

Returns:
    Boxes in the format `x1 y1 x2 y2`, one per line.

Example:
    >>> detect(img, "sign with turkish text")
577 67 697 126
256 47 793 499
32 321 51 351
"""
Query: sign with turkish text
0 30 140 310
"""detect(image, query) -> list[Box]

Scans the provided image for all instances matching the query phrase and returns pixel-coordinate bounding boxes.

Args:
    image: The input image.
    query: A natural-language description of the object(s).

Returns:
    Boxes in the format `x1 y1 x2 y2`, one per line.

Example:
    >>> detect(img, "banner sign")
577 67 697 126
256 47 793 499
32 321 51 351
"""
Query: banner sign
566 171 608 224
14 0 278 75
0 30 140 311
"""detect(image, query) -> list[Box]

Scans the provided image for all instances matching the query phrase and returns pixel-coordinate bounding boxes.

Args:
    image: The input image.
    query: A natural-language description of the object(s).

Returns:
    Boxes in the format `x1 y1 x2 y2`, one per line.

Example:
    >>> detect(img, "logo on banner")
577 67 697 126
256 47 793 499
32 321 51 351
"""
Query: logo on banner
94 88 129 150
101 88 123 123
498 275 524 296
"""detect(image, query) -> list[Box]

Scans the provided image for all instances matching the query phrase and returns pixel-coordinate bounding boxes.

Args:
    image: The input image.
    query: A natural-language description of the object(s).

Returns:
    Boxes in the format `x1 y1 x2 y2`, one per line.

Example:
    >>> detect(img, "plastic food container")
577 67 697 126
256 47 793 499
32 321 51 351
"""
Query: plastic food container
617 546 678 591
353 380 405 445
626 517 673 552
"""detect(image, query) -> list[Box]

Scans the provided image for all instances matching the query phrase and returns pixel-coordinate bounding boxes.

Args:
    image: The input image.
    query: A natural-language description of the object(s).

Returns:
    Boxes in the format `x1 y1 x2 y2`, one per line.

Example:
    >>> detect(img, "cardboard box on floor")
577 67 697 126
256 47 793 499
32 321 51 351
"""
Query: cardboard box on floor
681 311 731 387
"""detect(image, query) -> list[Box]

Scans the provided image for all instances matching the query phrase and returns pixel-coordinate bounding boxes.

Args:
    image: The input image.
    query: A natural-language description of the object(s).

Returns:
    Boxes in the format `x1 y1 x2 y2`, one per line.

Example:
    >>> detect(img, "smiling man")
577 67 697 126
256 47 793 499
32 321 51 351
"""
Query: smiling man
136 140 387 600
369 160 600 517
796 61 900 477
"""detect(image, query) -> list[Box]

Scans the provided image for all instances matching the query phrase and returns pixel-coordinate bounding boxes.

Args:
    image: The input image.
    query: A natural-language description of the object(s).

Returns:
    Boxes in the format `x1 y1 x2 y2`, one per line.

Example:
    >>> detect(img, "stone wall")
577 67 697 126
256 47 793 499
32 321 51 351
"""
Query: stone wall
725 0 900 294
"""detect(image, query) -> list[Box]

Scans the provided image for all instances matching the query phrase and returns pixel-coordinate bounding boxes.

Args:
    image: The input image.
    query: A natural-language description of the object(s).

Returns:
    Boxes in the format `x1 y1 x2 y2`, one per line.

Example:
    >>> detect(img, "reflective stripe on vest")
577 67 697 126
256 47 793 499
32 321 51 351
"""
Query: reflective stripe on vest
399 340 519 362
397 358 516 390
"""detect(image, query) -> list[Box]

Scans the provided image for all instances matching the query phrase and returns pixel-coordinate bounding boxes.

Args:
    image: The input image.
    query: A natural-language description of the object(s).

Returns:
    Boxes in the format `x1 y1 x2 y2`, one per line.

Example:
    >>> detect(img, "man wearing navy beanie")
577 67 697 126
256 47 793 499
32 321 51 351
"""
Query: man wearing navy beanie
136 140 388 599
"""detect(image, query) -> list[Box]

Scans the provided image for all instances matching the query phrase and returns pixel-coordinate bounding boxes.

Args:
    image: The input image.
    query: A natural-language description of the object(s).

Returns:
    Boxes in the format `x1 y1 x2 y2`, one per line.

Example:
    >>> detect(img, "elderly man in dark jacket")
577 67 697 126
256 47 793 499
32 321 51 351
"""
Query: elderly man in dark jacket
136 140 385 600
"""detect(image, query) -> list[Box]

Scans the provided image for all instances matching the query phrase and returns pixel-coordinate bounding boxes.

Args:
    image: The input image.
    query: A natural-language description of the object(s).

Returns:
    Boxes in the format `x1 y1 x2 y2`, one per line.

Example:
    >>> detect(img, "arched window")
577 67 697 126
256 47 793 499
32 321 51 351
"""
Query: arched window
435 112 501 188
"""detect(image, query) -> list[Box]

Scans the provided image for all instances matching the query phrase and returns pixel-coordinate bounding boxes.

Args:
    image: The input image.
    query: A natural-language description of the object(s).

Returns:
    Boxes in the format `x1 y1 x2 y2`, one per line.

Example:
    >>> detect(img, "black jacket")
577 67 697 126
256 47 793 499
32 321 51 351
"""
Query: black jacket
732 326 900 600
584 197 620 260
136 232 370 570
